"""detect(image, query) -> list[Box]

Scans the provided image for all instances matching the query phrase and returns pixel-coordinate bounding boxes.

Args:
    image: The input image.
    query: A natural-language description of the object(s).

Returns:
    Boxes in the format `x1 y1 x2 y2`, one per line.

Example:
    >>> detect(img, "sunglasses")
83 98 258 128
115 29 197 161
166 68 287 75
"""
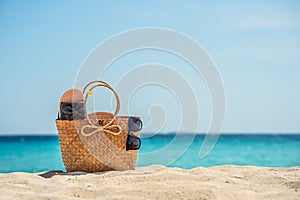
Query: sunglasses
126 117 143 150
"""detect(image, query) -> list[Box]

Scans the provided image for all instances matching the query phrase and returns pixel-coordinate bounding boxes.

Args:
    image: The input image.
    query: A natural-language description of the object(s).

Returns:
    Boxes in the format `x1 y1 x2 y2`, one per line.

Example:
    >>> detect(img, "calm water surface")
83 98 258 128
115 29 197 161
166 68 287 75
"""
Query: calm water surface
0 134 299 173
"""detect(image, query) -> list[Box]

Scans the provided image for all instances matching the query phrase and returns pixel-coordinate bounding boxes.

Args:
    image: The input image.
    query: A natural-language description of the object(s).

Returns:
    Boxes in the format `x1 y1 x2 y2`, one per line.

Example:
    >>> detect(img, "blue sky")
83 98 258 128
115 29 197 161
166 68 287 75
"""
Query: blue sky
0 0 299 134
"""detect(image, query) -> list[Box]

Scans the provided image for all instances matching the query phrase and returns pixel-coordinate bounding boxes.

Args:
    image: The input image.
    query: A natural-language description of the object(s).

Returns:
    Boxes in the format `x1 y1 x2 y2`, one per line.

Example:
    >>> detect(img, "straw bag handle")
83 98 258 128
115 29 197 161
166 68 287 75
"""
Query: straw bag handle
81 81 122 136
82 80 112 96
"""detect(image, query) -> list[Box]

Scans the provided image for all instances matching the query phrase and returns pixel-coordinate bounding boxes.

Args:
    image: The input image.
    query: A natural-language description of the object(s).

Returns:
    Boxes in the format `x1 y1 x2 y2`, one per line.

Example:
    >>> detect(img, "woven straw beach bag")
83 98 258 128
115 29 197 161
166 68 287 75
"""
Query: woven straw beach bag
56 80 140 172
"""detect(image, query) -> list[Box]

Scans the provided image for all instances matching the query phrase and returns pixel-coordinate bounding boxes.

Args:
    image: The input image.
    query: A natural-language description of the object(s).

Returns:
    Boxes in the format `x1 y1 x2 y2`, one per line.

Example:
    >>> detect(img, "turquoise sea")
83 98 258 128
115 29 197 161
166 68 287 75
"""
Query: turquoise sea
0 134 299 173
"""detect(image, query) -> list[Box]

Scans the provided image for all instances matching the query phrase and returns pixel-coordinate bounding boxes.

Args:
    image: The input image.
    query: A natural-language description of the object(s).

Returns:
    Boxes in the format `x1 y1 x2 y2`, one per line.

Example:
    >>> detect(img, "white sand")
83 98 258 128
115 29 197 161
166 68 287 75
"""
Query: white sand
0 165 299 200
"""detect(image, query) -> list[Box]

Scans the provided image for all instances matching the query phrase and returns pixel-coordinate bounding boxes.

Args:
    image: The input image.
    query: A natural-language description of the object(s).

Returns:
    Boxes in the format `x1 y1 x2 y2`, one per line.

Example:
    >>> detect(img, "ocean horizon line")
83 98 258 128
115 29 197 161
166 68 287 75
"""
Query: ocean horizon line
0 132 300 137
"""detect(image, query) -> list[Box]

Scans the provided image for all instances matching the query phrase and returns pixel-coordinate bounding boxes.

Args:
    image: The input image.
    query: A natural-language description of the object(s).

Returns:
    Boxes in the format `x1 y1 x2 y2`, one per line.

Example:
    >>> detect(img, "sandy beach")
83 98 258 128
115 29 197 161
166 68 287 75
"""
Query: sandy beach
0 165 299 200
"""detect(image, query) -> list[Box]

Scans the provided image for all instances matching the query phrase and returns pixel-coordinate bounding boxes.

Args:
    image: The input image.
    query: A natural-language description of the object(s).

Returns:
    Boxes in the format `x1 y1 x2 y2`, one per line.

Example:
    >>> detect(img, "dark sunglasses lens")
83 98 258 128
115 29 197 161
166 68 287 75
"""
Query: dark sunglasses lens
61 103 73 114
73 102 84 111
72 102 86 119
60 103 73 120
60 102 85 120
128 117 143 132
126 135 141 150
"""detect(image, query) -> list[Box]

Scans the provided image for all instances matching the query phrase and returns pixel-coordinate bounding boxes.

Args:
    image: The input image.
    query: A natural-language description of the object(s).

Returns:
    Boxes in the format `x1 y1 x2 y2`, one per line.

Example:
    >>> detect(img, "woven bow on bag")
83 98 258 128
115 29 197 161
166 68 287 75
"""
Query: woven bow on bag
56 80 141 172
